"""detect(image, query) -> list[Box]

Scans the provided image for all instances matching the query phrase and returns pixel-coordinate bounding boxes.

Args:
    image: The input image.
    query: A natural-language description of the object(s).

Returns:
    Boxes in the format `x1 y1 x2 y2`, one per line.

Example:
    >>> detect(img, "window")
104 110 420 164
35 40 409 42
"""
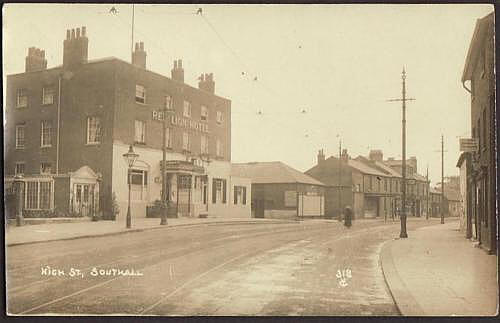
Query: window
25 180 53 210
201 105 208 121
178 175 192 189
482 108 487 150
234 186 247 205
216 111 223 124
369 176 373 190
384 178 387 191
16 125 26 149
165 95 173 111
17 89 28 108
15 162 25 175
128 169 148 185
200 135 208 154
212 178 226 204
165 127 172 148
134 120 146 144
183 132 190 151
216 139 223 157
135 85 146 104
87 116 101 144
41 120 52 147
40 162 52 174
183 100 191 118
42 87 55 105
477 119 481 151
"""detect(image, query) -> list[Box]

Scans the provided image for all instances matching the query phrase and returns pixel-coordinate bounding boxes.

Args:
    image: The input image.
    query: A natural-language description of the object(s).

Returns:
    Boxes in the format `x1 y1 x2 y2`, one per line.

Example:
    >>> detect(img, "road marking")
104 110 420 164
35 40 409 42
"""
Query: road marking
140 252 251 314
20 276 121 314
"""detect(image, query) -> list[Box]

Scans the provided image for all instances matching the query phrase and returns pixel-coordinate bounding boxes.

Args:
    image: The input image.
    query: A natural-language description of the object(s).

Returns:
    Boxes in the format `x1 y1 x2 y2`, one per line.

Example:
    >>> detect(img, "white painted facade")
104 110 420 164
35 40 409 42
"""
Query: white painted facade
112 141 251 219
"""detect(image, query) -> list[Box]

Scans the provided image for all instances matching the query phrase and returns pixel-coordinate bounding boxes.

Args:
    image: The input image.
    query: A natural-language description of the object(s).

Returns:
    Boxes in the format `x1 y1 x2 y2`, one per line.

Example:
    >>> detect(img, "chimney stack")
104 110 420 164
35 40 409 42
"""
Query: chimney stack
341 149 349 161
369 149 383 162
198 72 215 94
63 26 89 69
171 59 184 82
25 46 48 72
317 149 325 165
132 41 147 69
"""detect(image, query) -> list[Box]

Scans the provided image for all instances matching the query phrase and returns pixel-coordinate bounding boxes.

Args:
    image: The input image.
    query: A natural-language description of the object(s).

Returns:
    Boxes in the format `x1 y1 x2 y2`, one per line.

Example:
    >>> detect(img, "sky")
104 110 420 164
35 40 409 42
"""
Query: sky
3 4 494 185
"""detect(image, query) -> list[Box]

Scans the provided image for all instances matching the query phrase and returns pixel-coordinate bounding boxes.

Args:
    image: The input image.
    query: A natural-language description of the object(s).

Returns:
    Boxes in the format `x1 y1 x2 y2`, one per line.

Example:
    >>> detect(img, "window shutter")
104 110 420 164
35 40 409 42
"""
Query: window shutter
222 180 227 204
243 187 247 205
212 179 216 203
234 187 238 204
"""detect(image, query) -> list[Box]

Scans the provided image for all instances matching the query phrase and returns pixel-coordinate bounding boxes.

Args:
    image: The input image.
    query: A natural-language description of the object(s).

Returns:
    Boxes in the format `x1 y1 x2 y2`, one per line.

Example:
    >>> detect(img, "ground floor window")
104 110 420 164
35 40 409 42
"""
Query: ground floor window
234 186 247 205
212 178 226 204
25 180 53 210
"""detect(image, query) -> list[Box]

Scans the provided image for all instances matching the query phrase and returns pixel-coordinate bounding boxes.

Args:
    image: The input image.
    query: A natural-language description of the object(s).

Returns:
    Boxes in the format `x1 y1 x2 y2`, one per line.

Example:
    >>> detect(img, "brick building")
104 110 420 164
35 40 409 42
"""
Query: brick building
306 149 401 219
461 12 496 254
4 26 251 219
384 156 429 217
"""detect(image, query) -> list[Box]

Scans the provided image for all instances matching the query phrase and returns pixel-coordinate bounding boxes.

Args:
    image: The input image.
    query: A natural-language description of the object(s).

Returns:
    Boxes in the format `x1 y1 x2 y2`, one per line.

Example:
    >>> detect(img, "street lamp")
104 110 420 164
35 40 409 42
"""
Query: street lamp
13 174 24 227
123 145 139 229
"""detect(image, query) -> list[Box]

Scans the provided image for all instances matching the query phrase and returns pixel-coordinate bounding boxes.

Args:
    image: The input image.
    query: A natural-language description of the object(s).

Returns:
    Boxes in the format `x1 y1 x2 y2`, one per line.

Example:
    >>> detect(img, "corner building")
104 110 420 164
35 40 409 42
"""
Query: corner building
5 26 251 219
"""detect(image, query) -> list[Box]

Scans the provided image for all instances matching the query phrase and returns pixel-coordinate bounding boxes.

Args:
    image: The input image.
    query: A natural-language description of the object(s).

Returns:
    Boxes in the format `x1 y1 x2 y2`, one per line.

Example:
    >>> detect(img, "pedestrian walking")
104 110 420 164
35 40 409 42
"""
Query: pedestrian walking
343 205 353 228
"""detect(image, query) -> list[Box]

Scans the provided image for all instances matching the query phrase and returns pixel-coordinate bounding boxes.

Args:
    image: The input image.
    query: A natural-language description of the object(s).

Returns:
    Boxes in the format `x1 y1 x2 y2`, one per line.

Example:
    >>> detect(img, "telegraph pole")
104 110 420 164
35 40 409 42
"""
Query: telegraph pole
387 67 415 239
441 135 445 224
426 164 429 220
338 138 342 221
131 4 135 63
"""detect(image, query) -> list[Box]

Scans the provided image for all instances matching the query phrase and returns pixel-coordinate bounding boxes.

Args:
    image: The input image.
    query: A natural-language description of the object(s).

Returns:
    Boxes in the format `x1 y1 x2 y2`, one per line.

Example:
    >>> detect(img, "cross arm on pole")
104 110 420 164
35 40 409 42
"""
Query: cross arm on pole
386 98 416 102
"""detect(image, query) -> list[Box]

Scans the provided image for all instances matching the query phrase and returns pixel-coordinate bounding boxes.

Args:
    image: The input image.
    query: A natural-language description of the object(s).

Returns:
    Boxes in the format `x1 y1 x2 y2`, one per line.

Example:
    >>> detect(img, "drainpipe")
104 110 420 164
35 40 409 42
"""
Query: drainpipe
56 74 62 175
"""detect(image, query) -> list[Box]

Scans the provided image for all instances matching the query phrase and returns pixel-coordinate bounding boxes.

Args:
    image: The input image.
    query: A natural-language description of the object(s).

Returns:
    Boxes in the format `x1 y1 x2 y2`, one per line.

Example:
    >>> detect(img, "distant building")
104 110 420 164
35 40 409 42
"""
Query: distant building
4 26 251 220
232 161 325 219
306 149 401 219
384 156 429 217
461 12 496 254
429 187 443 218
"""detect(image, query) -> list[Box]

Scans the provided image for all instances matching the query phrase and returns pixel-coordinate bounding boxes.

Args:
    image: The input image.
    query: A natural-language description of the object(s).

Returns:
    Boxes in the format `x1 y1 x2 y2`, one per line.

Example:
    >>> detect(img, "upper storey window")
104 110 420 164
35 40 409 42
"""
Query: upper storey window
135 85 146 104
216 111 223 124
183 100 191 118
42 87 55 105
17 89 28 108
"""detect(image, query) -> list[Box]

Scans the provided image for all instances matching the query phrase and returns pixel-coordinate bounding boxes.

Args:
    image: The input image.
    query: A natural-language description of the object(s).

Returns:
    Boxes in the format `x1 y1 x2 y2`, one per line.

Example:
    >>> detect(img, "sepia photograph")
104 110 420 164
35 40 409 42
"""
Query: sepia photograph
2 3 498 317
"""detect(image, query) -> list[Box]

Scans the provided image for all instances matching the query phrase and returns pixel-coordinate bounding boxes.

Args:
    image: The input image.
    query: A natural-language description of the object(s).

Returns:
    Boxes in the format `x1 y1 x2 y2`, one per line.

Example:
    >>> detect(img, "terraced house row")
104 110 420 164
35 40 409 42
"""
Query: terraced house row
306 149 431 219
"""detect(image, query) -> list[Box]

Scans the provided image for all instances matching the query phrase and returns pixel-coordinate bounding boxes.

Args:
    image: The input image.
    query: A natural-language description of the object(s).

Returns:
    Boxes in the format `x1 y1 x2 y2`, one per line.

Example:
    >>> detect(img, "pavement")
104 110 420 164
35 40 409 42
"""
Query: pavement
380 219 498 316
4 216 297 247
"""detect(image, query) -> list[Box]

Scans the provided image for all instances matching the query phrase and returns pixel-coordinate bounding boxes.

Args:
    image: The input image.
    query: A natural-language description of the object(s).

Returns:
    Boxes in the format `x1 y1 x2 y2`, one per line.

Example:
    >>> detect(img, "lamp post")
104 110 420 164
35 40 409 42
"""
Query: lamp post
123 145 139 229
13 174 25 227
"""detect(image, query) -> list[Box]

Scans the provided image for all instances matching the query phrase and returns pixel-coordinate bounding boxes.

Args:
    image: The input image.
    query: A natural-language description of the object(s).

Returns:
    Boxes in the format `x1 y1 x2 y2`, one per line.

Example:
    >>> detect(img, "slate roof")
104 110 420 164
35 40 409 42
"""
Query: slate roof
231 162 325 186
347 159 387 177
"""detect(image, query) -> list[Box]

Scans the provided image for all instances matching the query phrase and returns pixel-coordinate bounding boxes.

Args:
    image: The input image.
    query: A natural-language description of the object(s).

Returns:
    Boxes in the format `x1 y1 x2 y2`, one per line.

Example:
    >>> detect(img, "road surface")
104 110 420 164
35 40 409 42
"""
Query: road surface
6 218 438 315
